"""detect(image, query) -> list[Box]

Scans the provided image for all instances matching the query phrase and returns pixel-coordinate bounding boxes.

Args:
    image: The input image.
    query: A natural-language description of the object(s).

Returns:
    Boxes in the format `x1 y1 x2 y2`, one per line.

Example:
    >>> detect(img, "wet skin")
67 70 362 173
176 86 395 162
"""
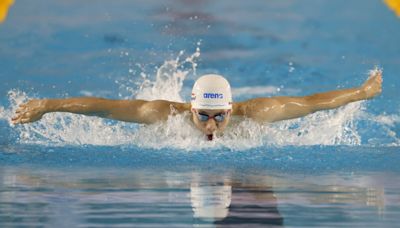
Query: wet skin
191 109 231 140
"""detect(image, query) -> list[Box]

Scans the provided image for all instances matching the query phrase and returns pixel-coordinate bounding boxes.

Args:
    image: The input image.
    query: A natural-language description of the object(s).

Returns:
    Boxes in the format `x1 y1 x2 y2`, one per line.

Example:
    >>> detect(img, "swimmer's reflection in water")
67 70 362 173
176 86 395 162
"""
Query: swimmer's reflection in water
190 179 283 226
12 69 382 141
0 169 388 226
0 168 283 226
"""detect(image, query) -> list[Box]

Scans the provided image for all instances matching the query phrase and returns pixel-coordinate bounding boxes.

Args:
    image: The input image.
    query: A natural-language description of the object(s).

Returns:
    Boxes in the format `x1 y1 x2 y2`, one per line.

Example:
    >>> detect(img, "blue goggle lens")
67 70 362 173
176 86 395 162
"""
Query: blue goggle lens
197 113 226 122
214 114 225 122
197 113 209 122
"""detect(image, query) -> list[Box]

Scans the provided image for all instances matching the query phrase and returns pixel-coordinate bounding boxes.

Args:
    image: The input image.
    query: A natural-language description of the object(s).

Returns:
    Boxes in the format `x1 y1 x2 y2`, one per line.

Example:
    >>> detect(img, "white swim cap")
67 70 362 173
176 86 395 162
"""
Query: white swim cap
191 74 232 110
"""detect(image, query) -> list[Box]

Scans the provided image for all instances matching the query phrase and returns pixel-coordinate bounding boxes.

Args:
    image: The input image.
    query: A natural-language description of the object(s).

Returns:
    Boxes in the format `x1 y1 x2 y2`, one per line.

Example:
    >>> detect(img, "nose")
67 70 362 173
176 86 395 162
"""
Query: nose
205 119 217 133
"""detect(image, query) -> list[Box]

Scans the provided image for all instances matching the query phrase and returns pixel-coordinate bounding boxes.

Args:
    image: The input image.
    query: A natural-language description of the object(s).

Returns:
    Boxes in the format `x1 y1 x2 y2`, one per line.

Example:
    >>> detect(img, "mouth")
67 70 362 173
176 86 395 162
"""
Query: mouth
207 134 213 141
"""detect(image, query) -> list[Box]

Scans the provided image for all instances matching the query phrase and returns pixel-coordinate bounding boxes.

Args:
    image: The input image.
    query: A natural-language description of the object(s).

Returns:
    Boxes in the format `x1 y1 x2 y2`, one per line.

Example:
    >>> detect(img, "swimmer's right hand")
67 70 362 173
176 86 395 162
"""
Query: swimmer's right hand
11 99 47 124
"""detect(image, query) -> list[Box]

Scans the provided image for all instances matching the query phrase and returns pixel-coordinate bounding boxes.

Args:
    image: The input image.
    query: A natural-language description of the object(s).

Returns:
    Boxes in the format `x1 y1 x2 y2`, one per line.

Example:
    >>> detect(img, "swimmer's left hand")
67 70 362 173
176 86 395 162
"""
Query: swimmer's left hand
361 69 383 99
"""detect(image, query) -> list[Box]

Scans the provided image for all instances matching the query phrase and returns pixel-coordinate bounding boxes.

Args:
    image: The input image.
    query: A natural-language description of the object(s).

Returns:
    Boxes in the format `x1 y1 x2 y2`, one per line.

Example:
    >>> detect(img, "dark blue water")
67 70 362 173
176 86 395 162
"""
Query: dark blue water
1 0 400 227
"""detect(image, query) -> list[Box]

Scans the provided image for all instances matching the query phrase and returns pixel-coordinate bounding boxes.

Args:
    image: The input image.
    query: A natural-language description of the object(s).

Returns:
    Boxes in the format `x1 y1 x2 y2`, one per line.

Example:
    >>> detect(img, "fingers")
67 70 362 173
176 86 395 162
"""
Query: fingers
12 118 28 124
369 69 383 80
374 72 383 87
11 99 47 124
365 70 383 86
11 107 24 124
10 100 41 125
15 107 24 114
373 70 382 79
11 115 32 124
11 113 23 124
368 72 380 81
18 118 30 124
11 117 21 124
11 107 30 125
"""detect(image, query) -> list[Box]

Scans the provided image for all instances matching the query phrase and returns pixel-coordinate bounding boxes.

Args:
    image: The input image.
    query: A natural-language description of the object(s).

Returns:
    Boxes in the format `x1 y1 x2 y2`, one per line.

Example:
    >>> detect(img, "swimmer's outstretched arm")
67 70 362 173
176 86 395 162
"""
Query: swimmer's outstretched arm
235 70 382 122
11 97 190 124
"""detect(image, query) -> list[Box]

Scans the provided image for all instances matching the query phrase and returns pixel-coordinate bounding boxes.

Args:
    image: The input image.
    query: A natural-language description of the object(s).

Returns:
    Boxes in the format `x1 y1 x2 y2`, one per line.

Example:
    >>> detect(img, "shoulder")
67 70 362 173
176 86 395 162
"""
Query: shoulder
232 98 279 115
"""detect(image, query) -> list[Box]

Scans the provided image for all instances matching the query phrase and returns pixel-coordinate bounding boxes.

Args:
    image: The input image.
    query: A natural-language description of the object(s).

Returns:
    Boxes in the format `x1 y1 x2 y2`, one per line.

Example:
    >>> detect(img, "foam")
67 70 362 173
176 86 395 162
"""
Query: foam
368 113 400 146
4 49 397 150
373 114 400 127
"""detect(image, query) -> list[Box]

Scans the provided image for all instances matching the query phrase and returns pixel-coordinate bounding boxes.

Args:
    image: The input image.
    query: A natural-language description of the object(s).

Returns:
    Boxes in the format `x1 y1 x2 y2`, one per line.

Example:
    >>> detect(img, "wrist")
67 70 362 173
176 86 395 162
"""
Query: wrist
43 99 57 112
359 86 368 99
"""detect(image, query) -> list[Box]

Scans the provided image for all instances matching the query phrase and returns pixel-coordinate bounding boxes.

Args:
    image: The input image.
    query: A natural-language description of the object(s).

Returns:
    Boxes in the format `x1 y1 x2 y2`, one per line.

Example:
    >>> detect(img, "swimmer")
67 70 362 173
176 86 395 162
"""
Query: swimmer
11 70 382 140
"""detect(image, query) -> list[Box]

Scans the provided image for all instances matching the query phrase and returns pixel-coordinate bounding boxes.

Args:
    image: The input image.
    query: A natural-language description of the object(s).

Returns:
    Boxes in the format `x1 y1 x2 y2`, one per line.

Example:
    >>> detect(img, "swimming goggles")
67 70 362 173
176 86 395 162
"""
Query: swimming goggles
196 111 227 122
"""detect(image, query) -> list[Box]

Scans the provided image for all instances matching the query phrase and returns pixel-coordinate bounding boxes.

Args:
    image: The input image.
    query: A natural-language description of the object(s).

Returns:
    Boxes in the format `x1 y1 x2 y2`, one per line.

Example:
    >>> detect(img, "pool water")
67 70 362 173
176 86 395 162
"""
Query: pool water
1 0 400 227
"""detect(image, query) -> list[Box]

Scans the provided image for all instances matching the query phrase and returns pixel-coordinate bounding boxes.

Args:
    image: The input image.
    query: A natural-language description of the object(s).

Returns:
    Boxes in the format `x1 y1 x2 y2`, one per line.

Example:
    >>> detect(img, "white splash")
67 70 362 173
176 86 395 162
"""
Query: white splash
0 106 4 119
368 113 400 146
4 49 395 150
135 48 200 102
373 114 400 127
1 90 29 124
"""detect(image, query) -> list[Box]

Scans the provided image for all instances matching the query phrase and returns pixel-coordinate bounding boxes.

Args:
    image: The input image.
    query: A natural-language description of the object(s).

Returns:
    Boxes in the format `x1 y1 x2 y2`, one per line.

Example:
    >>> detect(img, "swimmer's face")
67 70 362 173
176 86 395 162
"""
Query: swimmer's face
191 109 231 140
